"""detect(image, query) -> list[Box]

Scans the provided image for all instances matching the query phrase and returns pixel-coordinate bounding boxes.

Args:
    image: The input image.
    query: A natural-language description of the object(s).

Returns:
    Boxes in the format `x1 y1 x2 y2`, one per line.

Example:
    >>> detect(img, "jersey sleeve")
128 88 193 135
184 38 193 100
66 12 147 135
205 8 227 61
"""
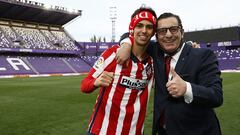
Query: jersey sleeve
80 46 118 93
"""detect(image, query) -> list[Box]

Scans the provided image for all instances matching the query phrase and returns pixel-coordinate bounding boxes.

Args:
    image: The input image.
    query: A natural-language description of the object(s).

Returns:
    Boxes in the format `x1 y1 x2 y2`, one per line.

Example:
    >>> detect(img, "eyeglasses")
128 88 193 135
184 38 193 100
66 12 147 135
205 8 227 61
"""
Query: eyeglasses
156 26 181 36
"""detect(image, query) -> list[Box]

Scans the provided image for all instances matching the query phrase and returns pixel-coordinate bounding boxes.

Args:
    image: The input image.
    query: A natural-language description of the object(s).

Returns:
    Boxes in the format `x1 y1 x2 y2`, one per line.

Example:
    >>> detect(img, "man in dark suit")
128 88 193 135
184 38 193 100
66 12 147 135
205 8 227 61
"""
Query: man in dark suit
116 12 223 135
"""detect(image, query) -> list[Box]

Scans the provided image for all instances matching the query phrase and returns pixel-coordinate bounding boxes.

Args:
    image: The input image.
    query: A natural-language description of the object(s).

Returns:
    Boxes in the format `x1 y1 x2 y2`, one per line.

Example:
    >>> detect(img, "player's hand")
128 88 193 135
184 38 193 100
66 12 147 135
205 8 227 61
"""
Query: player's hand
116 43 131 65
192 42 200 48
94 71 114 87
188 41 200 48
166 68 187 97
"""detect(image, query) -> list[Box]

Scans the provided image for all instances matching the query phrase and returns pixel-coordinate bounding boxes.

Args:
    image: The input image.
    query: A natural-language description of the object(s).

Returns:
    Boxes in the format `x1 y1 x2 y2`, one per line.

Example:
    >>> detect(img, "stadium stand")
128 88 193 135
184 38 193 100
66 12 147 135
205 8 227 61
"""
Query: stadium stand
185 27 240 71
0 27 12 48
0 0 239 78
0 0 92 78
80 56 99 66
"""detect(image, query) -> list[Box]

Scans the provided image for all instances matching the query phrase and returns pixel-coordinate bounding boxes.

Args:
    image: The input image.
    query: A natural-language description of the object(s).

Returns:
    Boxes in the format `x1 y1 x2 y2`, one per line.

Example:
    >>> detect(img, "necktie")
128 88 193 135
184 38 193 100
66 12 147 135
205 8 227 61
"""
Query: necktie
159 56 172 128
165 56 171 80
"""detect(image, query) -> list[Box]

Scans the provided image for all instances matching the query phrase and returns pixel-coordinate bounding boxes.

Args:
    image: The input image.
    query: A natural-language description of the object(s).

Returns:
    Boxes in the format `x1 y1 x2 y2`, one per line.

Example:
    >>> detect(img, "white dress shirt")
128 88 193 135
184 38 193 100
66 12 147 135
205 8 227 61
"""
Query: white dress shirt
166 43 193 104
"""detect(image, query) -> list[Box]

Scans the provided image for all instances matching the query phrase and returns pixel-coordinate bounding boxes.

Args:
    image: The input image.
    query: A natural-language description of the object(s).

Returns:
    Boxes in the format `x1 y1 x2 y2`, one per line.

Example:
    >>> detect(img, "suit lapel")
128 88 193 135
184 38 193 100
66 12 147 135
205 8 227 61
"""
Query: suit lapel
175 44 191 74
159 50 166 84
155 46 167 93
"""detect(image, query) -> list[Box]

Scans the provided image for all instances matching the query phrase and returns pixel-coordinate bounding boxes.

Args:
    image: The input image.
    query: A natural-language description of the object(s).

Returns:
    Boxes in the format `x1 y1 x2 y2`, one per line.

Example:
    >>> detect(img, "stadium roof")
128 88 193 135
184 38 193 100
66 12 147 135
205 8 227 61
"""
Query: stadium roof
184 26 240 43
0 0 82 25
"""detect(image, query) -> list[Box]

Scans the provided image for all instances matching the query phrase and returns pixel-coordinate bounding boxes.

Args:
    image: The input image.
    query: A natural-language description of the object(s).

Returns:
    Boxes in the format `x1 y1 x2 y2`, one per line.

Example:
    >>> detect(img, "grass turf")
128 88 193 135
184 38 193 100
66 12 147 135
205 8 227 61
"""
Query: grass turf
0 73 239 135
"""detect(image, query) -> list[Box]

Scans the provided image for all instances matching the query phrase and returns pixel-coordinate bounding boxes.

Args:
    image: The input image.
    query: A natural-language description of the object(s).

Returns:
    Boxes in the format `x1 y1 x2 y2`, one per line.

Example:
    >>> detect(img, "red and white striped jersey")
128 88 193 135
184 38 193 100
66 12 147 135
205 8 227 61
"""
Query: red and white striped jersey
81 45 154 135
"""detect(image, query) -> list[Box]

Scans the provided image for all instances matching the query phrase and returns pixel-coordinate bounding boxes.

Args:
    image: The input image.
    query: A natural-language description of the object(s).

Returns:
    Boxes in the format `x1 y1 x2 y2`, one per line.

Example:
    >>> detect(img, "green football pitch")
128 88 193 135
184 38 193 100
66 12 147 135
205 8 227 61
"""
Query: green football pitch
0 73 239 135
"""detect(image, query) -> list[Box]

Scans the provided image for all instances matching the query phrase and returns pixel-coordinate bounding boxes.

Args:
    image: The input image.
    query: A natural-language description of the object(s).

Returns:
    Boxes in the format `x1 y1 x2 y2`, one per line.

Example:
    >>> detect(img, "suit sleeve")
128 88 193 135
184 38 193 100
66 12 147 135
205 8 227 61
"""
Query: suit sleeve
191 50 223 108
146 41 158 57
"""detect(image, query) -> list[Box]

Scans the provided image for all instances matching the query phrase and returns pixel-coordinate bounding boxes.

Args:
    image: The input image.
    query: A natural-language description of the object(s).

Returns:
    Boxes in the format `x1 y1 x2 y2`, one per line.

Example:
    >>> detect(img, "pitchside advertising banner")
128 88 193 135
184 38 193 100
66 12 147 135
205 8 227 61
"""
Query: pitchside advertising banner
198 40 240 48
79 42 117 54
0 47 79 54
0 42 117 55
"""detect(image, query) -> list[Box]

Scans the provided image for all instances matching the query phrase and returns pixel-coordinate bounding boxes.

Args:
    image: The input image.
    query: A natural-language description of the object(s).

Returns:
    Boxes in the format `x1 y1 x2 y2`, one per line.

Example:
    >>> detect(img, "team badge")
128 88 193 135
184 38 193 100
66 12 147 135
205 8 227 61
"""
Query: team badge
146 64 152 77
93 57 104 70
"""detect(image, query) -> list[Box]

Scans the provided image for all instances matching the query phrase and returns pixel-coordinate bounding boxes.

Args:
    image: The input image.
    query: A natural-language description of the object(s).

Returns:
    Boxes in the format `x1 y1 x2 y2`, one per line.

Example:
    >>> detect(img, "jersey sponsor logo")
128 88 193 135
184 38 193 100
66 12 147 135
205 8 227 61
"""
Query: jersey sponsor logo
120 76 148 90
93 57 104 70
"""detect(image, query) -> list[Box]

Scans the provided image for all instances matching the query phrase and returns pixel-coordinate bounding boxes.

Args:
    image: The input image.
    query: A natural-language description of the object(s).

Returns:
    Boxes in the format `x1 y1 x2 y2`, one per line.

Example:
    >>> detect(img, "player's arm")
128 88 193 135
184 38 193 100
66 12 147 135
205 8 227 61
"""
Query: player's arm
81 47 116 93
116 32 132 65
80 69 98 93
81 70 114 93
186 41 201 48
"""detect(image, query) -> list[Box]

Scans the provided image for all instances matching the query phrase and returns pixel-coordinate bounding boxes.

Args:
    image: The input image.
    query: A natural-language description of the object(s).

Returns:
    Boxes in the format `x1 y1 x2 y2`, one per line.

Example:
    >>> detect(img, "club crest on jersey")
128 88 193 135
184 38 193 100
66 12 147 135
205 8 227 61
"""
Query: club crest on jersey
120 76 148 90
93 57 104 70
146 64 152 76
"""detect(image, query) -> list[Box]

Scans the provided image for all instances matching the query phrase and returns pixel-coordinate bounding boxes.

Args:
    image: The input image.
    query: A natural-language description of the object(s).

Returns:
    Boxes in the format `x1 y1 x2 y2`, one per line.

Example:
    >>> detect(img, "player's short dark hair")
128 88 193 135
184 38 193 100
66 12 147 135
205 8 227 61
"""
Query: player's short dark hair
131 6 157 19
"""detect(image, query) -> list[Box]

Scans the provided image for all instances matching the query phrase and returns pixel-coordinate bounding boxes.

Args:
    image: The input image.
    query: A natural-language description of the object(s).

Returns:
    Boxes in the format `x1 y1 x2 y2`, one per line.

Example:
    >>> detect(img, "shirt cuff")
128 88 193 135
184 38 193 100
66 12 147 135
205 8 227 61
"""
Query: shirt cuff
120 38 131 46
184 82 193 104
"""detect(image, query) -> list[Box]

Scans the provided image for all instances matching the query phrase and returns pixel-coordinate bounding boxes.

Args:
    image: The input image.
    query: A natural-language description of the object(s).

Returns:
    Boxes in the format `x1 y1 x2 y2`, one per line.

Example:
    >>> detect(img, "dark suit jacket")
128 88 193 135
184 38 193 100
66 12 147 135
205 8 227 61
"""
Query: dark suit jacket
148 42 223 135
